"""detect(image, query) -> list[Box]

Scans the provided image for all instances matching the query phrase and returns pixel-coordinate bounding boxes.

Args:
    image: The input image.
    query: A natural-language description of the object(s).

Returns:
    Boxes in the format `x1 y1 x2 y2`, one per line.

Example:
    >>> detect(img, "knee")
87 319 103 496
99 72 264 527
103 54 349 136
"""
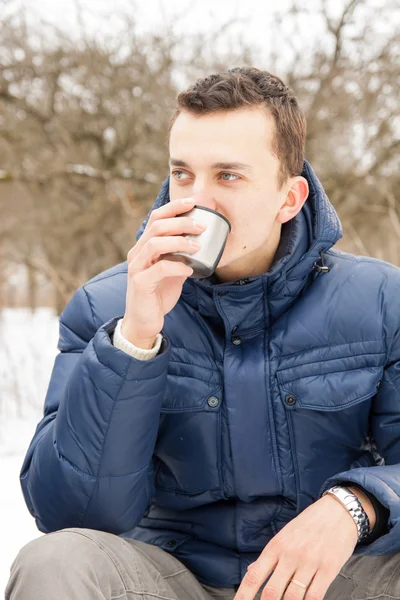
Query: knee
6 528 123 599
14 529 96 572
9 528 112 586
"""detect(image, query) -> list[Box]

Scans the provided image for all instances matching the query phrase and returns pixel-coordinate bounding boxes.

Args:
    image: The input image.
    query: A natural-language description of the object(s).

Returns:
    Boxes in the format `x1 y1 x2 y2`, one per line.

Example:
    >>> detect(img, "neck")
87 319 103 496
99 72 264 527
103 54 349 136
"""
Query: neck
214 222 282 283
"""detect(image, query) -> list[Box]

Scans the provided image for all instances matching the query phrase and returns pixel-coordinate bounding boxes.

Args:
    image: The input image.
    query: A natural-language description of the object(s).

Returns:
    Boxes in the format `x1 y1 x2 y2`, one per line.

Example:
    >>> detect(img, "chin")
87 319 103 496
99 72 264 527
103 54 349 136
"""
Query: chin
216 248 242 272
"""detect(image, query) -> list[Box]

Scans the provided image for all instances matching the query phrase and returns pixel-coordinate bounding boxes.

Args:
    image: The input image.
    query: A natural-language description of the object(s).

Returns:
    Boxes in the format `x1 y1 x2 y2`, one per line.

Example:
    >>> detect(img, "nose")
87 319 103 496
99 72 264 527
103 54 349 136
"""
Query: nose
191 190 218 212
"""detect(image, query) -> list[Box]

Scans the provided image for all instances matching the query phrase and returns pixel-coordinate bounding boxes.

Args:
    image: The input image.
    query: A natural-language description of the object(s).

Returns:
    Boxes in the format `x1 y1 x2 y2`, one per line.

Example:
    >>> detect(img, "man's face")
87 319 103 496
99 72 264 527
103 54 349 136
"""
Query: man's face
168 107 299 281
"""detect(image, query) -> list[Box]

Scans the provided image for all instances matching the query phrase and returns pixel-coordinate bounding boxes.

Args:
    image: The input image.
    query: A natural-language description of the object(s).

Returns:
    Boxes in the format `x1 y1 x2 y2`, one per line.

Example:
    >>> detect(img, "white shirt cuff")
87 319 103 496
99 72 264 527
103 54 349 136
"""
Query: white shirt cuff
112 318 162 360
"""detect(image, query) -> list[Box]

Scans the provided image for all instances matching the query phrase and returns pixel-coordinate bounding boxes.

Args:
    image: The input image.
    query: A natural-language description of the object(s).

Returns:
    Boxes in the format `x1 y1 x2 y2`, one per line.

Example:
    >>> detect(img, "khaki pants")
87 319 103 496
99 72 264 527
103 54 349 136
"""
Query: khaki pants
5 527 400 599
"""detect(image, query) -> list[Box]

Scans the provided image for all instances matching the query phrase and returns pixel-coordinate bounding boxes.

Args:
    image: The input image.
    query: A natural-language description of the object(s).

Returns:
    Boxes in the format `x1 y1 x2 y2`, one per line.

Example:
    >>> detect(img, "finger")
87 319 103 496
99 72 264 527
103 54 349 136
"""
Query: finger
304 570 336 600
234 556 277 600
129 214 206 261
257 562 294 600
146 197 196 229
146 214 207 240
133 235 201 271
136 259 194 288
283 568 316 600
131 198 196 256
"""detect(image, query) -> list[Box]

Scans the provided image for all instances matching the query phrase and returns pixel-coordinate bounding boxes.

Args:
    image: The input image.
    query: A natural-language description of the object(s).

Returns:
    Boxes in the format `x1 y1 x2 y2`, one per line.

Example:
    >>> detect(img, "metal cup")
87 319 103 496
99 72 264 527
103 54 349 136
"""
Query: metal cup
165 206 231 279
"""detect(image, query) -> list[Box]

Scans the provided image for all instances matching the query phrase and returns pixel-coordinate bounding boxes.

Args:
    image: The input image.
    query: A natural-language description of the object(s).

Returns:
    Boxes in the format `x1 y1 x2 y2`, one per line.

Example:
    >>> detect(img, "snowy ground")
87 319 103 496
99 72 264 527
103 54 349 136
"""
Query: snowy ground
0 308 59 594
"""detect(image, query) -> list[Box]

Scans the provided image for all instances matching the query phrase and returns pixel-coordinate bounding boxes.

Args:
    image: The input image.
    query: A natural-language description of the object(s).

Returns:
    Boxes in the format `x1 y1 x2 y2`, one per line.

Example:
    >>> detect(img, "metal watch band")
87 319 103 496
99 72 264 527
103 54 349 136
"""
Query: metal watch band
322 485 371 543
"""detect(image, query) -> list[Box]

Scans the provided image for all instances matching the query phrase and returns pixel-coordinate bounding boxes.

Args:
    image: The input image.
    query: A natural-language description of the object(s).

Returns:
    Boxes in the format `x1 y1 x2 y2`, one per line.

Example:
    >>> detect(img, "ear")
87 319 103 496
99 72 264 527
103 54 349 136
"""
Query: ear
276 176 309 224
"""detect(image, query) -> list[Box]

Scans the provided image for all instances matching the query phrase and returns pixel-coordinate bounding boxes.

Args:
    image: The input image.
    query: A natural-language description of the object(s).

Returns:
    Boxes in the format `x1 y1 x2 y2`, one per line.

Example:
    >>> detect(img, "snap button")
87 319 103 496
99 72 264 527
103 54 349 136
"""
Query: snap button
285 395 297 406
231 326 241 345
207 396 219 408
166 540 177 548
376 380 382 391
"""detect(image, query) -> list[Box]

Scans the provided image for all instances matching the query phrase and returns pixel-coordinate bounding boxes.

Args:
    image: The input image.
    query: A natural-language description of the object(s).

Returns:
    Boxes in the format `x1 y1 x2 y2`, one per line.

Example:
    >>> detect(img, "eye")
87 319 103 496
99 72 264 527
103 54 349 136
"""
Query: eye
220 173 240 181
171 170 240 182
172 170 189 180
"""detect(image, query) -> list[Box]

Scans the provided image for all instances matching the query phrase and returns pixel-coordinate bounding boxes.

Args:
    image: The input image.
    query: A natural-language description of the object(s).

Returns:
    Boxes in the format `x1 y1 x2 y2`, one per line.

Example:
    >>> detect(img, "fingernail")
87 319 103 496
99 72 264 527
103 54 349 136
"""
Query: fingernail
183 198 194 204
189 240 201 248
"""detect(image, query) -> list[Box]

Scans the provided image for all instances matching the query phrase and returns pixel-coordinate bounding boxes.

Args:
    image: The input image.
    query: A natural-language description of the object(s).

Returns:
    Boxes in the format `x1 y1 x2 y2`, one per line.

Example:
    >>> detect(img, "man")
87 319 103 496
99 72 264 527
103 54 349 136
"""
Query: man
6 67 400 600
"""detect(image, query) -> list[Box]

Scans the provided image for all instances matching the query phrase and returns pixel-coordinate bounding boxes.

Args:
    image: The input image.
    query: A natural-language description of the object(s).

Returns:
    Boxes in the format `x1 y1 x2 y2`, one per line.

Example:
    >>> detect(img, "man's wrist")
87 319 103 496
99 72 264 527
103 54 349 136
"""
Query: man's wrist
113 318 162 360
347 485 376 529
345 483 391 544
120 319 157 350
322 485 371 543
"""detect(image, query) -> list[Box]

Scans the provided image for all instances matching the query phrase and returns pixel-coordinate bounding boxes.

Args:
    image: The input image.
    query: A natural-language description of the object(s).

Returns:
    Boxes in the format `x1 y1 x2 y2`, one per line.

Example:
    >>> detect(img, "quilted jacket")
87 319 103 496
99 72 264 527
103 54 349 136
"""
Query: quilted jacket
20 160 400 587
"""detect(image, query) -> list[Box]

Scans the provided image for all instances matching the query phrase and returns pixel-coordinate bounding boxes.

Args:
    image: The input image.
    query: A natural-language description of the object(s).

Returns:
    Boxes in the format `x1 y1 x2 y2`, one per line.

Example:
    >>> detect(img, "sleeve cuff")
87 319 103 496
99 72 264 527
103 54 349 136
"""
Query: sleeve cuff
112 318 163 360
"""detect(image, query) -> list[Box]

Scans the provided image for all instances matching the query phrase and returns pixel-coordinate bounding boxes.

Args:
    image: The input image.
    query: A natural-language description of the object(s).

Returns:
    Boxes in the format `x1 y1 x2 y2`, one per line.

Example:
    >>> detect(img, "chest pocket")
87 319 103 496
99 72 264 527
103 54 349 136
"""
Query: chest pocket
276 340 386 496
154 356 223 495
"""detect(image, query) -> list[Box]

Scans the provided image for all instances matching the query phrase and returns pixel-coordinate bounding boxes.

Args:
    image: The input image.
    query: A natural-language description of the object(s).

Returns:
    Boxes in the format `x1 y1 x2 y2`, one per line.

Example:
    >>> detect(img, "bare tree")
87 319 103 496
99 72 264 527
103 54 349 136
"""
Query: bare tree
274 0 399 260
0 0 398 312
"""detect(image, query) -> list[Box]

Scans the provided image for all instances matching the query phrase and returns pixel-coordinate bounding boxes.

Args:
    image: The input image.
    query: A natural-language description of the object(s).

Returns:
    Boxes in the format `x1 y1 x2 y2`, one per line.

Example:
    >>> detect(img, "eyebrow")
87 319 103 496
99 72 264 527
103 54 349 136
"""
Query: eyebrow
169 158 254 173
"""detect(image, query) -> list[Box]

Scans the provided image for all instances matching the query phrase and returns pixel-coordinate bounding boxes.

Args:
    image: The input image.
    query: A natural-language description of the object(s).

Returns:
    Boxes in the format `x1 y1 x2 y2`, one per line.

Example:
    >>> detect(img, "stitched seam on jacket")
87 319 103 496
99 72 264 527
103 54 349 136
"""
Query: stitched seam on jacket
58 319 91 346
169 359 221 372
82 285 97 330
279 364 384 385
94 350 166 381
286 410 300 505
264 276 283 497
386 328 400 368
384 370 400 403
57 450 149 479
84 265 128 286
214 293 240 512
170 350 223 367
277 351 385 375
78 350 133 526
279 340 386 362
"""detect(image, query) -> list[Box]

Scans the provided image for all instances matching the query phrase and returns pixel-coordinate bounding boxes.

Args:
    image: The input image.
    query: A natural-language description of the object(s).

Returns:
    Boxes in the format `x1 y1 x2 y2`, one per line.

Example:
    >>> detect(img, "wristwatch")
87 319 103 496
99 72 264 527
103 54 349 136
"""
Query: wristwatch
322 485 371 543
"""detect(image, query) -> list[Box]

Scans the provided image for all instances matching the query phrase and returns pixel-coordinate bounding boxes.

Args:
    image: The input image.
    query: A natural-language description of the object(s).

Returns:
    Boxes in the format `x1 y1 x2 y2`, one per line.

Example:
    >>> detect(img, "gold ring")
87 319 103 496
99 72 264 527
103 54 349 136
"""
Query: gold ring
291 578 308 589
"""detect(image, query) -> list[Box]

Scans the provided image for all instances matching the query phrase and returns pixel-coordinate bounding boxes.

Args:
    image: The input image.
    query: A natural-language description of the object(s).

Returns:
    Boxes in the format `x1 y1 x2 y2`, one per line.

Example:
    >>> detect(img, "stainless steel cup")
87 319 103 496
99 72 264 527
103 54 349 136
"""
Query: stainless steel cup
165 206 231 279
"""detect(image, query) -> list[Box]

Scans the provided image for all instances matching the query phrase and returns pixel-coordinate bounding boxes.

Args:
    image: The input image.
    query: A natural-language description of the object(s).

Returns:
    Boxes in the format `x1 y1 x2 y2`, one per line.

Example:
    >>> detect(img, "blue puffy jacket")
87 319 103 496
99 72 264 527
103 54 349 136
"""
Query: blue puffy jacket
20 161 400 587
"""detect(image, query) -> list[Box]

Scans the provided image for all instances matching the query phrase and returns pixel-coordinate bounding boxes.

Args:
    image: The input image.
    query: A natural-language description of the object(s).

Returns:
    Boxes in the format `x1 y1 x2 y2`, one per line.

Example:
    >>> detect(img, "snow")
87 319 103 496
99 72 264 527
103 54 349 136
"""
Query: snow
0 308 59 594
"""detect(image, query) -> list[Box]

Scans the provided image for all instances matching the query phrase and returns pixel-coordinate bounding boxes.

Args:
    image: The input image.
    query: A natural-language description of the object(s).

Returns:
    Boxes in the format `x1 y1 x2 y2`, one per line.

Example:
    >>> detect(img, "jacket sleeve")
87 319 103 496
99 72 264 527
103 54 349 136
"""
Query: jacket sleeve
20 285 170 534
319 327 400 555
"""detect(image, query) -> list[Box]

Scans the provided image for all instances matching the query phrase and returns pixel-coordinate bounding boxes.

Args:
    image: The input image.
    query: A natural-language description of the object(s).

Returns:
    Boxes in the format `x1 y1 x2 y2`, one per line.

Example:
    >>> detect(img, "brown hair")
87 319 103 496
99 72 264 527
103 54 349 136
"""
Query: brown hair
167 66 306 188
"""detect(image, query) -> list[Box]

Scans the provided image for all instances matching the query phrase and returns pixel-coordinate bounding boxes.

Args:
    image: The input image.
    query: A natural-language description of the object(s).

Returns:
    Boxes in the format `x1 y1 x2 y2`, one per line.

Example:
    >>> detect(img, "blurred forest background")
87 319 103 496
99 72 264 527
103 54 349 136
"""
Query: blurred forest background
0 0 399 314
